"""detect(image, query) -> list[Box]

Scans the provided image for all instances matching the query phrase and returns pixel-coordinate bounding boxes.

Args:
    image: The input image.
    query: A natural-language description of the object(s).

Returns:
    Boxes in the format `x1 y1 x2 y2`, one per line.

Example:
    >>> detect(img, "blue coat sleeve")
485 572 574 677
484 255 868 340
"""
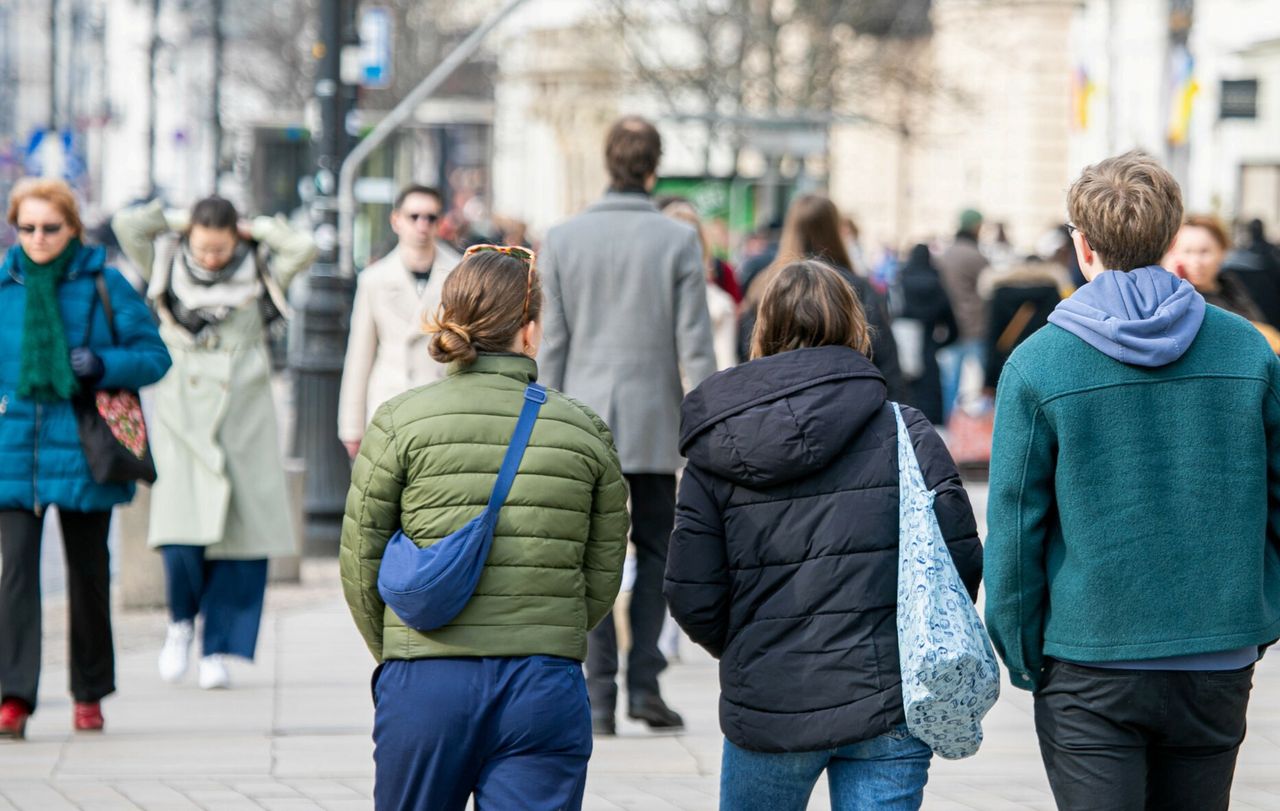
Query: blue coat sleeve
664 465 731 658
94 268 172 391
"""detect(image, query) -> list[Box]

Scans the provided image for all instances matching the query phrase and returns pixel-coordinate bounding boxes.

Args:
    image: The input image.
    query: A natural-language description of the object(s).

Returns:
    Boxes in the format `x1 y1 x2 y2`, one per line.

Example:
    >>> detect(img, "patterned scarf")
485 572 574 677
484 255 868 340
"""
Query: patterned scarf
18 239 81 403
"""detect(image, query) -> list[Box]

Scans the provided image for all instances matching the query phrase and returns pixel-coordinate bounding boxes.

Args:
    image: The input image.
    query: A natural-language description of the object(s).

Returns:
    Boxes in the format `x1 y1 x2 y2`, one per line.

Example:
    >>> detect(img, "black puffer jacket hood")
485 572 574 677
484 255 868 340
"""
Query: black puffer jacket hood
679 346 886 488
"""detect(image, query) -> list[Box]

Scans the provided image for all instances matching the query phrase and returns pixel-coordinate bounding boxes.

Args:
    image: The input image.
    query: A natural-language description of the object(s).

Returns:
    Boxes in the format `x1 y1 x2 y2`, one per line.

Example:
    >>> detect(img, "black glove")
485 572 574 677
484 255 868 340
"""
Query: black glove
69 348 105 384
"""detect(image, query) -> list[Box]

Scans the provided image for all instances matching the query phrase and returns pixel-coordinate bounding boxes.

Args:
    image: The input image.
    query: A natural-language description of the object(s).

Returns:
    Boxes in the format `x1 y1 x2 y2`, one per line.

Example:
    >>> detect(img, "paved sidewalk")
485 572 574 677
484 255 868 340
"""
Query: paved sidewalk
7 560 1280 810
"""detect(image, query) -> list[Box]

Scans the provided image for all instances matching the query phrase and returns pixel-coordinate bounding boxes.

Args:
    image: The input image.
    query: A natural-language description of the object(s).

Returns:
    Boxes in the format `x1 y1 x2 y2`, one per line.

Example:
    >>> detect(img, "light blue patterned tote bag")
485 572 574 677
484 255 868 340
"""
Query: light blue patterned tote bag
893 402 1000 760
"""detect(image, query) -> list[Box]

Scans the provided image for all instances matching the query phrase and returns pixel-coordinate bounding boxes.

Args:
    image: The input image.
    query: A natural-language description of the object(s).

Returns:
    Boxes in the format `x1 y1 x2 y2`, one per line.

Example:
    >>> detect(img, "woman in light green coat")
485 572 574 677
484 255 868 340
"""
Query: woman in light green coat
112 197 315 689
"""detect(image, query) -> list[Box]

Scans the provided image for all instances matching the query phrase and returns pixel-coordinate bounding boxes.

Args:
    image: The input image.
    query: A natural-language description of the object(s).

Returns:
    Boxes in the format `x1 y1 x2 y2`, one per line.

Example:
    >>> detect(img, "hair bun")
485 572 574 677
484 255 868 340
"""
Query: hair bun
428 319 477 364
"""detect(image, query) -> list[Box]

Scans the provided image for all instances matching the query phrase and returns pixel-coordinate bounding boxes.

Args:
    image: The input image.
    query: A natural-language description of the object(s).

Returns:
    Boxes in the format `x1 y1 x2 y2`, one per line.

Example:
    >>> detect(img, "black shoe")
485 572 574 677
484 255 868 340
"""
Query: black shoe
591 713 617 736
627 693 684 731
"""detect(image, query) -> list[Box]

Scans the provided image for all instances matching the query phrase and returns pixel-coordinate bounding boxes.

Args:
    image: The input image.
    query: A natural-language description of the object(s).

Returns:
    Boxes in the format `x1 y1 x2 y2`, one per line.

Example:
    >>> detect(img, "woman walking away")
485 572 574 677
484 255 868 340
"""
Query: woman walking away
341 246 630 811
0 179 171 737
666 260 982 811
112 196 315 690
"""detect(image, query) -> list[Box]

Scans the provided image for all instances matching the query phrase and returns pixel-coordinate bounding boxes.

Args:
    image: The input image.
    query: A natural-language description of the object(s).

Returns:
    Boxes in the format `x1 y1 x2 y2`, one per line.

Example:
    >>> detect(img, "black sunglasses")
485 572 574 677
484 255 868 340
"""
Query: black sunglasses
405 212 440 224
17 223 65 236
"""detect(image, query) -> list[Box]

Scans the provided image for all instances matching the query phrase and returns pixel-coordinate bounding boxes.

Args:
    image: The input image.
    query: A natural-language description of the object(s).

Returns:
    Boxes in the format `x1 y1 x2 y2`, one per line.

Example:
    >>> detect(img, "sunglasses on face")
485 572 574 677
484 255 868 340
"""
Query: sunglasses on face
463 244 538 323
17 223 65 236
404 212 440 225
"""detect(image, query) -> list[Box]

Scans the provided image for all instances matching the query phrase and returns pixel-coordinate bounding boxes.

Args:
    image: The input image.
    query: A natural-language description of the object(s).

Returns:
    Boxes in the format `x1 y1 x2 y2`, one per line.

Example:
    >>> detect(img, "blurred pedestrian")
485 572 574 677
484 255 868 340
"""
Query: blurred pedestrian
341 247 629 811
0 179 171 737
739 194 904 399
660 199 738 370
979 256 1071 390
112 195 315 690
1164 215 1280 350
737 218 782 296
892 243 958 424
986 152 1280 810
338 185 462 458
935 209 990 419
667 260 981 811
1223 218 1280 329
540 115 716 735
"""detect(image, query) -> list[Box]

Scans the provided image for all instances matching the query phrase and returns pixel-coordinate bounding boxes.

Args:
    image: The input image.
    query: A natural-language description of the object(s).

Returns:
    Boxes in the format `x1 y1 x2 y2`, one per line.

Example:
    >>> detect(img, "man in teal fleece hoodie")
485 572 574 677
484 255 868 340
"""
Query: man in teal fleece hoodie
986 151 1280 811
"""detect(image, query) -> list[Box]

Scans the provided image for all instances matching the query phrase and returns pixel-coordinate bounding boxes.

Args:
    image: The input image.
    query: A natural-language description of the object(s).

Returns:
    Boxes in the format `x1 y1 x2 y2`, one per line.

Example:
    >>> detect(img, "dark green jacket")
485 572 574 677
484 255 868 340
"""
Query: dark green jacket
986 307 1280 691
339 354 630 663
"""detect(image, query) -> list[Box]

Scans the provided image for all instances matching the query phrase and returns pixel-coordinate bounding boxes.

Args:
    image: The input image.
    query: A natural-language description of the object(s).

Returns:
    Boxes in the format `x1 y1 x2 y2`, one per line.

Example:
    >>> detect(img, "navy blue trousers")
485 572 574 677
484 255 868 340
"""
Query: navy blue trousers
160 545 267 659
373 656 592 811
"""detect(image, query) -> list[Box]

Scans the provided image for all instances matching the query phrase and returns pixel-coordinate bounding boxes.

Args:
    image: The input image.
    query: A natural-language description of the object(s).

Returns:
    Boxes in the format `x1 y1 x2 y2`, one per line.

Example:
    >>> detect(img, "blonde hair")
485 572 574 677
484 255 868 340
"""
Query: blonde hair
427 250 541 365
7 178 83 237
1067 151 1183 271
751 260 872 360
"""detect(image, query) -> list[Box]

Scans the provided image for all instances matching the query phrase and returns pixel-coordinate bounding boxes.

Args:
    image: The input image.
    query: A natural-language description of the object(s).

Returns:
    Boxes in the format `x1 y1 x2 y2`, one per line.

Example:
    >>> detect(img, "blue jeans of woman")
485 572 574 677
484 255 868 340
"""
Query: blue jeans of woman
720 726 932 811
160 545 268 659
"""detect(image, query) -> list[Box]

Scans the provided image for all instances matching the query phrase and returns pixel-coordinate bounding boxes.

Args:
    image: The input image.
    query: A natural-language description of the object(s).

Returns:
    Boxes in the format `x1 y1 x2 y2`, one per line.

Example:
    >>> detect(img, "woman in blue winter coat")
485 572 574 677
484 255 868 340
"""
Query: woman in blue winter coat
665 260 982 811
0 179 172 738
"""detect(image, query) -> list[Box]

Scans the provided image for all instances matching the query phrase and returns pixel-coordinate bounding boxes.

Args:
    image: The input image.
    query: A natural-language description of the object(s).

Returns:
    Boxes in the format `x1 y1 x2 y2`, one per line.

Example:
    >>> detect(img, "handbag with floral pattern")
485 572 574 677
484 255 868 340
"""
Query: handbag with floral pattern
893 402 999 759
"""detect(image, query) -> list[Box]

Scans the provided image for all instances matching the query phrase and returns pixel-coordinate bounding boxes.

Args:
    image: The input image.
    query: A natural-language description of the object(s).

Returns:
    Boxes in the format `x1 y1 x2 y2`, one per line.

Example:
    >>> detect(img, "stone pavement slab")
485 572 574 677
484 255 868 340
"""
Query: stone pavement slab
5 553 1280 810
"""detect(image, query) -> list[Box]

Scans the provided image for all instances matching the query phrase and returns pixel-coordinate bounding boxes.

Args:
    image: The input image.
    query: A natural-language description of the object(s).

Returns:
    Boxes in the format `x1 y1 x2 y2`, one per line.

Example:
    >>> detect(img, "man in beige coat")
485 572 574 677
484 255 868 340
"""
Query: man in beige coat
337 185 461 456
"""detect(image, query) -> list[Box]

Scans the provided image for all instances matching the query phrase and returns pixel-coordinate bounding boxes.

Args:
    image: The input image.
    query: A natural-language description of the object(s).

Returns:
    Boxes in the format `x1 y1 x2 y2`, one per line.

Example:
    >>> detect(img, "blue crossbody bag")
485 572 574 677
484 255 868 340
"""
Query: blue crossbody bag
376 383 547 632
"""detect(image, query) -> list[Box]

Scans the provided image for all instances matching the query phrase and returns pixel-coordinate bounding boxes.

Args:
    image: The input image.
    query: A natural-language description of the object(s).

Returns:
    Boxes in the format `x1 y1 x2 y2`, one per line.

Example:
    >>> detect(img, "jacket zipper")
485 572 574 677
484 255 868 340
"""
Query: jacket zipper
32 403 42 516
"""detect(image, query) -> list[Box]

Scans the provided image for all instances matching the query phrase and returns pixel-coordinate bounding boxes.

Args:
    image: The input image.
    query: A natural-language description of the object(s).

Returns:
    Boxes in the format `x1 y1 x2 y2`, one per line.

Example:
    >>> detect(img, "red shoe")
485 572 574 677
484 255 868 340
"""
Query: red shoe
73 702 104 732
0 698 30 739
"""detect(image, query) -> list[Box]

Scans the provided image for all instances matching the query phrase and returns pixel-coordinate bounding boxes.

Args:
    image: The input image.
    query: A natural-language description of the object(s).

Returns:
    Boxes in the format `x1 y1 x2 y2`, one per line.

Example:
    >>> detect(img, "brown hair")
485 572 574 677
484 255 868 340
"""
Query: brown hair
605 116 662 190
745 194 853 307
1067 151 1183 271
7 178 83 237
751 260 872 360
427 250 542 365
1182 214 1230 250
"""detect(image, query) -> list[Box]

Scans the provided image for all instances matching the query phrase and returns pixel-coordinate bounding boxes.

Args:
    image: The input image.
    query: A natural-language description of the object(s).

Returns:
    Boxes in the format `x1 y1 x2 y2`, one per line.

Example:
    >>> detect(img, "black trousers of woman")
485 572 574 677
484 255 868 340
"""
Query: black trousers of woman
0 509 114 711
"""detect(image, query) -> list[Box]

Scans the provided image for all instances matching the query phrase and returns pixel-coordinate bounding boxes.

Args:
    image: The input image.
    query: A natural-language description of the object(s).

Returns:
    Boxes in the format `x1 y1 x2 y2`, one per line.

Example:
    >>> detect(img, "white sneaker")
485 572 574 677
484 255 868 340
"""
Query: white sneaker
198 655 231 690
158 620 194 683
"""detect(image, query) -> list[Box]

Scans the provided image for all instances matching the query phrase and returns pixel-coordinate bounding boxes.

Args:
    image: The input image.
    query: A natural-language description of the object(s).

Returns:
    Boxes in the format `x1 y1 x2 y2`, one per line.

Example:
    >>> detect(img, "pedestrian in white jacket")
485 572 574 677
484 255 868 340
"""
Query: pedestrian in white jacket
337 185 461 456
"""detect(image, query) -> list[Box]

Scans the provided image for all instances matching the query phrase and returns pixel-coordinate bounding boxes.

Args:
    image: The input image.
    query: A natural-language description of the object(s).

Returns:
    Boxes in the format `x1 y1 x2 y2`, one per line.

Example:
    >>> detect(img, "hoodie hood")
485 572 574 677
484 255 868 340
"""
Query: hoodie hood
1047 265 1206 367
679 346 886 488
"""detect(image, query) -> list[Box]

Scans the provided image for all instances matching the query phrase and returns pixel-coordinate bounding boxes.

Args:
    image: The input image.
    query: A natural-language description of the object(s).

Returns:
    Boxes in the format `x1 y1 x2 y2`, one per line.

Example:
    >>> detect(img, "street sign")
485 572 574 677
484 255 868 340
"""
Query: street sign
359 6 393 90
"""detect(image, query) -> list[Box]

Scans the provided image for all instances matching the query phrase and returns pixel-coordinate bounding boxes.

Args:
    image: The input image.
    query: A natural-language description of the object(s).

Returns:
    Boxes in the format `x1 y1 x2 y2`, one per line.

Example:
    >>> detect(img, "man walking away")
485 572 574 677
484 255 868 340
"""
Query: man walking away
540 116 717 736
338 185 461 458
935 208 990 419
985 151 1280 811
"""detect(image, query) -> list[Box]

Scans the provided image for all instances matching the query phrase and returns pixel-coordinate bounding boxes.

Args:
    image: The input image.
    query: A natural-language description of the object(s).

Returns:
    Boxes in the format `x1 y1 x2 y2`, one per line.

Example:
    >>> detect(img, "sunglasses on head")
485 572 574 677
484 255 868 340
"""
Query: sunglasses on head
404 212 440 224
463 244 538 323
17 223 64 236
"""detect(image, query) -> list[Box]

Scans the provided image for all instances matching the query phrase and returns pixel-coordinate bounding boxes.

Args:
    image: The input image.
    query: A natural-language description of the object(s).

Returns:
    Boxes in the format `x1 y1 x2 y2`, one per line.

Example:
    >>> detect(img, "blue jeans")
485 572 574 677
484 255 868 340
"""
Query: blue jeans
373 656 592 811
160 545 268 659
938 338 986 421
720 726 932 811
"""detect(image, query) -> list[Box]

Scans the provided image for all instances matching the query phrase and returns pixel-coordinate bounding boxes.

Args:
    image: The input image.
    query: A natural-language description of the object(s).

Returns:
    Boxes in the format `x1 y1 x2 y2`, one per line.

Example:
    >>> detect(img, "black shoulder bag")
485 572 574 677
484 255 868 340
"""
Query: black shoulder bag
73 275 159 484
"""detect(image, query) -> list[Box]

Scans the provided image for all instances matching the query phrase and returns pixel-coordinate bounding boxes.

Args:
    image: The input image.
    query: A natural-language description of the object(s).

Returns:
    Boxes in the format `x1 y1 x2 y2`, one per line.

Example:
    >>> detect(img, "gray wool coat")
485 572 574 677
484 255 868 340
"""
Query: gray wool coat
540 192 717 474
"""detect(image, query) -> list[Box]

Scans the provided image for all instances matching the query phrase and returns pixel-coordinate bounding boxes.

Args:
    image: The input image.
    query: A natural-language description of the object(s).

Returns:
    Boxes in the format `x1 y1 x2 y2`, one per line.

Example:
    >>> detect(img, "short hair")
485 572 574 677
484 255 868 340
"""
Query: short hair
394 184 443 211
751 259 872 360
7 178 83 236
1183 214 1230 251
605 116 662 190
190 195 239 232
1067 151 1183 271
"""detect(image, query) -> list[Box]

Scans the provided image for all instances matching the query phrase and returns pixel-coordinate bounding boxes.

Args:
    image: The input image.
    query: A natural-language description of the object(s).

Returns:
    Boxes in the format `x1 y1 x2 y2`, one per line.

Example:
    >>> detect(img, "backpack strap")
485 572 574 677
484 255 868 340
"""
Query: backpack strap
486 383 548 513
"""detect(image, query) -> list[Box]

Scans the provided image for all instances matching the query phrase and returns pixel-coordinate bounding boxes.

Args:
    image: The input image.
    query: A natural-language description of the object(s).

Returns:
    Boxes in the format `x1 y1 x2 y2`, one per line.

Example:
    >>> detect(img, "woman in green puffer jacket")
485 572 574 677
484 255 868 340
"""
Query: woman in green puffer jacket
339 246 630 811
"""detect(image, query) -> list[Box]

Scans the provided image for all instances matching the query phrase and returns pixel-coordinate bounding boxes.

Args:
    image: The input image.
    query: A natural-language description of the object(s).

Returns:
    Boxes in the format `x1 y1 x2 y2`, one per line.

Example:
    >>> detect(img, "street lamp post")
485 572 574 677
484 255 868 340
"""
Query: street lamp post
289 0 354 555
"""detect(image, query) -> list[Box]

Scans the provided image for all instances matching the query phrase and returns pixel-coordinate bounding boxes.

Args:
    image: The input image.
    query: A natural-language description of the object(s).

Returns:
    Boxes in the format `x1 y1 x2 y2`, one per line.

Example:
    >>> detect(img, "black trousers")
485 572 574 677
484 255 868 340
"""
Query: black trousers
1034 658 1254 811
0 509 115 711
586 473 675 714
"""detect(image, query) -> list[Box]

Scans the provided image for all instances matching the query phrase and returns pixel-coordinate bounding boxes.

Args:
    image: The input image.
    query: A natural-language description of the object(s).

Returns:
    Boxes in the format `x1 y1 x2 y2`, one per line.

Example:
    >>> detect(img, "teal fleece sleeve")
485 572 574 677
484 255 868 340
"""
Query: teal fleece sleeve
984 361 1056 691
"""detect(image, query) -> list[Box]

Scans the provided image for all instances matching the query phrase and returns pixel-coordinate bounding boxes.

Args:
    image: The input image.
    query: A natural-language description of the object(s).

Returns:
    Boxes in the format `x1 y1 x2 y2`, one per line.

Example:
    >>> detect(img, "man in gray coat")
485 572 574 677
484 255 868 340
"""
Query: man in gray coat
540 116 717 735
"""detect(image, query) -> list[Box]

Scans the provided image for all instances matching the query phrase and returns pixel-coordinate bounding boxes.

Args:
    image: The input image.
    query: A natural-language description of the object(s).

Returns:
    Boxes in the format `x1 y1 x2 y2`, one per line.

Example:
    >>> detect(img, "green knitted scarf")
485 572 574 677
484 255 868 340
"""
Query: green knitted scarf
17 239 81 403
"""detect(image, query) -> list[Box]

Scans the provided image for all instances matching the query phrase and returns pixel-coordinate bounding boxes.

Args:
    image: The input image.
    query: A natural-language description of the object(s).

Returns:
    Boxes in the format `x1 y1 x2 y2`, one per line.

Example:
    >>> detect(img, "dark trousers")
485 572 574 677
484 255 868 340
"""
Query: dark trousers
586 473 675 714
0 509 115 711
1034 659 1254 811
160 545 268 660
372 656 592 811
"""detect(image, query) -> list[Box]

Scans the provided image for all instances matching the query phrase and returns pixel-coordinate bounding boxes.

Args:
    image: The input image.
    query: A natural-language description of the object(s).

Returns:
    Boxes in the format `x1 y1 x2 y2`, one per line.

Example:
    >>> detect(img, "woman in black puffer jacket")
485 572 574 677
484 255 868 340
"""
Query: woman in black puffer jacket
665 260 982 811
